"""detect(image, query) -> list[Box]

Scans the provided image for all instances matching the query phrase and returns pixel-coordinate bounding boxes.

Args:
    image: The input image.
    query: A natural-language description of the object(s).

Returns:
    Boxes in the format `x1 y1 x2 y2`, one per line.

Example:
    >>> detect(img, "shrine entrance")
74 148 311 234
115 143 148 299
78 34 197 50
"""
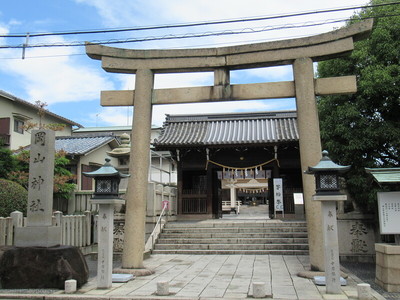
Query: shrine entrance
154 111 302 220
86 19 373 271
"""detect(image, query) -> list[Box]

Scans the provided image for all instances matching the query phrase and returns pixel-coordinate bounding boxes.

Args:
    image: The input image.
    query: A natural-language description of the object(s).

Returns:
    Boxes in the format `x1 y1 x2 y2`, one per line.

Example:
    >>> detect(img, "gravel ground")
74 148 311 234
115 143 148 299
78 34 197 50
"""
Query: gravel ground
342 261 400 300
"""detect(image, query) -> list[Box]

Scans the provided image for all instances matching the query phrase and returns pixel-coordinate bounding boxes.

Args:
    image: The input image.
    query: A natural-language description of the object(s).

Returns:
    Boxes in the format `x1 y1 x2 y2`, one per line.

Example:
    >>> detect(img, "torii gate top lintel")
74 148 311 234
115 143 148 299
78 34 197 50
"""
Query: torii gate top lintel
86 19 372 74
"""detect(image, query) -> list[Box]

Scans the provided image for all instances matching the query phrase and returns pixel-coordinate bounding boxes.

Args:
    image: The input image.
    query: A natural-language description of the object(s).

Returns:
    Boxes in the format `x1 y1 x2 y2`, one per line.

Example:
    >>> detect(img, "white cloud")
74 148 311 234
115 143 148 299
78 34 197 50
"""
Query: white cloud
231 66 293 84
3 36 114 104
74 0 368 49
152 98 295 126
93 106 133 127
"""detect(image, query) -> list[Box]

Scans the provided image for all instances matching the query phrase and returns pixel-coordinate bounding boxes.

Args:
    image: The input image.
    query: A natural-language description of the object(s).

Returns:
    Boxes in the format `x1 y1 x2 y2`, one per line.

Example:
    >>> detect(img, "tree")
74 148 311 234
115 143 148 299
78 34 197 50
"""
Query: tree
7 149 76 202
0 146 17 179
317 0 400 212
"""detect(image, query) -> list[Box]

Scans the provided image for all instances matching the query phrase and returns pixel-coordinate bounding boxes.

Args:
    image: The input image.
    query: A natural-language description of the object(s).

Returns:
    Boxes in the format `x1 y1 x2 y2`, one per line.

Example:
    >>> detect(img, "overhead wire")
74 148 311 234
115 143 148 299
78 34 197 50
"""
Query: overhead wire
1 14 398 50
1 1 398 38
0 1 398 59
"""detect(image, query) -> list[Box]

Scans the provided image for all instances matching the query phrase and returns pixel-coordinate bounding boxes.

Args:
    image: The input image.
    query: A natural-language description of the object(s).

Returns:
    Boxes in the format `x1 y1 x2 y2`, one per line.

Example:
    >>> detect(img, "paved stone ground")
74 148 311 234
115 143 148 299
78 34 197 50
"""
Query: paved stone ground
0 254 392 299
78 254 387 299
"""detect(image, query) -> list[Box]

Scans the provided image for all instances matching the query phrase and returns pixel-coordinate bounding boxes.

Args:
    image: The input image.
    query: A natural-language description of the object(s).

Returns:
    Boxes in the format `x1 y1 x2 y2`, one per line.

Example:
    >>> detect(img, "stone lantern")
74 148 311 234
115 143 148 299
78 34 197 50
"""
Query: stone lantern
305 150 350 295
83 157 129 199
83 158 130 288
305 150 350 195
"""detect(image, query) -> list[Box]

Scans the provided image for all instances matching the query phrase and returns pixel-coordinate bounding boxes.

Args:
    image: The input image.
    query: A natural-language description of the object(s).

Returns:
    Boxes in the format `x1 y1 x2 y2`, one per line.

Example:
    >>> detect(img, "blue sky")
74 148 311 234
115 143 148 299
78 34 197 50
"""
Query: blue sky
0 0 368 128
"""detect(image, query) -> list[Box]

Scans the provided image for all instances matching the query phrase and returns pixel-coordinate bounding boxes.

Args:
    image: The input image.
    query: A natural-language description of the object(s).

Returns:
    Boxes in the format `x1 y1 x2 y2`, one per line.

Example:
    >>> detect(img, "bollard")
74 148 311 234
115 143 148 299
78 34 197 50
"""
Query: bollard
157 281 169 296
65 279 77 294
357 283 372 300
252 282 266 298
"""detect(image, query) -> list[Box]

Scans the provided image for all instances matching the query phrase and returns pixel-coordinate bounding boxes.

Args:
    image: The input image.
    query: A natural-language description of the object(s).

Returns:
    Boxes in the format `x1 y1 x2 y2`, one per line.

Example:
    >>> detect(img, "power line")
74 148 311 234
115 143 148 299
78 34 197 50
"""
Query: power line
1 1 399 39
0 33 315 60
1 13 398 50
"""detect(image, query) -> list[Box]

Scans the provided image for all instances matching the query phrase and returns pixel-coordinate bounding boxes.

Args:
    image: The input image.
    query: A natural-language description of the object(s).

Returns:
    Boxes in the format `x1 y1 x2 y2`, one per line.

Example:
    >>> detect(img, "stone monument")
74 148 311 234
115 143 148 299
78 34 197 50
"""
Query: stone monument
0 129 88 289
14 129 61 247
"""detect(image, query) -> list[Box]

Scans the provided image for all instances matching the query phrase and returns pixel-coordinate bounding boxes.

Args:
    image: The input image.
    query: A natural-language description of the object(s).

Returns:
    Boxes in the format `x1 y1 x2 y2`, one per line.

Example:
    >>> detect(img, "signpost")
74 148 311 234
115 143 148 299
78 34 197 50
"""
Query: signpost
377 192 400 243
273 178 283 218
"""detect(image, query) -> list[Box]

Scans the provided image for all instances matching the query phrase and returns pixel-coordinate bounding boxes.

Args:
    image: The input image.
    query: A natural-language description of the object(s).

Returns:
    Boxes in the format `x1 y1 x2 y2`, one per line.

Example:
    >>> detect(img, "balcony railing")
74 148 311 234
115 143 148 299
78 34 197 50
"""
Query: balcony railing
0 134 10 146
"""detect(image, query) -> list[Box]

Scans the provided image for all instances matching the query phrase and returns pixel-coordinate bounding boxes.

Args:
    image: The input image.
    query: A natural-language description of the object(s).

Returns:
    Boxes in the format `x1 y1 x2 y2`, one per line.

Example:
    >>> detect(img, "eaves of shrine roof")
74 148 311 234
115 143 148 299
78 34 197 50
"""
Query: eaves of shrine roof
365 168 400 184
153 111 298 148
55 136 119 156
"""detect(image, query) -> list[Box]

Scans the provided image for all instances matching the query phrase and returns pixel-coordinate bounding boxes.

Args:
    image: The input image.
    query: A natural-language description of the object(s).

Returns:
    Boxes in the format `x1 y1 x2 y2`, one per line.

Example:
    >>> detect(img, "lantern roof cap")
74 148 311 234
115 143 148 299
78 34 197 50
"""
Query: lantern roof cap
305 150 350 174
83 158 130 178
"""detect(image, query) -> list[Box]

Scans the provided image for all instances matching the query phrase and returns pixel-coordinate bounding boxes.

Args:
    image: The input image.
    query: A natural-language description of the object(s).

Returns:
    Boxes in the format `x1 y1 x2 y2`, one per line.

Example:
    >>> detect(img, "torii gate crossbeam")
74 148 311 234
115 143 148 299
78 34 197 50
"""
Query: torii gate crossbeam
86 19 373 271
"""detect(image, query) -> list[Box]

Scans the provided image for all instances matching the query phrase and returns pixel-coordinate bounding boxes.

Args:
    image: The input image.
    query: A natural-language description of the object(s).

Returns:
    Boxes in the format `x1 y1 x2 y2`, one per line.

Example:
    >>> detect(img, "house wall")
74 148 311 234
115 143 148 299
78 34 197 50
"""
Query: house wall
0 96 74 150
150 151 177 184
77 144 119 192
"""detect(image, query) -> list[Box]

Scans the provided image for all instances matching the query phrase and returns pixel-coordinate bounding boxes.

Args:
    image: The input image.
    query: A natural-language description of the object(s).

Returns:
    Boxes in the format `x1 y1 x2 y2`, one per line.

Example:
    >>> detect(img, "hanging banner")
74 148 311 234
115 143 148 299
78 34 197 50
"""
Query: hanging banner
273 178 284 212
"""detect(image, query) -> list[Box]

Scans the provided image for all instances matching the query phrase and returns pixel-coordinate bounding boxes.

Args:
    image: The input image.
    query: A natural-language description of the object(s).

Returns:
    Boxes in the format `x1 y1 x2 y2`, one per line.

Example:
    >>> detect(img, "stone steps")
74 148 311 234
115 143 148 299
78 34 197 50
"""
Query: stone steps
152 220 309 255
157 237 308 244
164 220 307 229
152 249 309 255
161 232 308 238
155 243 309 250
162 227 307 233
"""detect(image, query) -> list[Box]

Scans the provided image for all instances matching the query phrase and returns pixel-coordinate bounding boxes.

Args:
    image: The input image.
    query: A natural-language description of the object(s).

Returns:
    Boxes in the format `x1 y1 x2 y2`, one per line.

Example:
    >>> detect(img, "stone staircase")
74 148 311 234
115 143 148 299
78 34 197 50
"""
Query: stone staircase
152 220 309 255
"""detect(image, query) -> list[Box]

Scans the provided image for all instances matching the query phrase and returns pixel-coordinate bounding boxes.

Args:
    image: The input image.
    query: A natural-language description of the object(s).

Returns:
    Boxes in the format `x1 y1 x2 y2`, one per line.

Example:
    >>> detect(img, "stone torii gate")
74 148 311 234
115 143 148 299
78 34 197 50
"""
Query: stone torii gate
86 19 373 271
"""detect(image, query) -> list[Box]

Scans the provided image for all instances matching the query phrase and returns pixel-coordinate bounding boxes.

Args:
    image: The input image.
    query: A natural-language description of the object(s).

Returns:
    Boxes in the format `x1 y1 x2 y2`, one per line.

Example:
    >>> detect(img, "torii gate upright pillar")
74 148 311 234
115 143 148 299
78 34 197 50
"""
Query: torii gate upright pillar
123 69 154 269
293 58 323 270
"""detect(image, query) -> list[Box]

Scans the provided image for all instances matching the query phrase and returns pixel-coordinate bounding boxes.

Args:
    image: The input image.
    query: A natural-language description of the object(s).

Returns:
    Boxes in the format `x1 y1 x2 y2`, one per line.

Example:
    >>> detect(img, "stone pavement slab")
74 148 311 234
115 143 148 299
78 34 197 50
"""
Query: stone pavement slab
0 254 386 300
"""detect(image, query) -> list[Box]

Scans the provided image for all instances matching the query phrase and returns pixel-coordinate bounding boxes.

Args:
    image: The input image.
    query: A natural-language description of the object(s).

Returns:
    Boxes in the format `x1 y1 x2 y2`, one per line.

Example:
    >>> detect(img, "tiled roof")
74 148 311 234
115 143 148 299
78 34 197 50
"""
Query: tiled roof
56 136 117 155
154 111 298 148
0 90 82 127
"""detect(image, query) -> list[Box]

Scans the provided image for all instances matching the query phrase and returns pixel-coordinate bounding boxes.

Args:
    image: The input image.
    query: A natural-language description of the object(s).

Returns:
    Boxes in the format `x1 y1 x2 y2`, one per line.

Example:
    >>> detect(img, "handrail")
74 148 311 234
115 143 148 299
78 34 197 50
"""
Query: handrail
145 203 168 253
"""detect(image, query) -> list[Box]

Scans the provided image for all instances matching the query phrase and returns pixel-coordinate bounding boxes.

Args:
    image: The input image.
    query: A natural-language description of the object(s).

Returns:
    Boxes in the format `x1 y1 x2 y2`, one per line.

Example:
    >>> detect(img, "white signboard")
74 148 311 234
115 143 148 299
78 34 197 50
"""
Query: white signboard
293 193 304 205
377 192 400 234
273 178 283 212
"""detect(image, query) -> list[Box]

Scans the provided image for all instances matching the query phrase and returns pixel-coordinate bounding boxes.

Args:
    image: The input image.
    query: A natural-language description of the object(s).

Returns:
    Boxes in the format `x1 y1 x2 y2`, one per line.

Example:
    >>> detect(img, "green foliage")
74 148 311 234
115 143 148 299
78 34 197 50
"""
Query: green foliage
54 150 76 201
317 0 400 212
0 147 17 179
0 179 28 217
7 149 76 201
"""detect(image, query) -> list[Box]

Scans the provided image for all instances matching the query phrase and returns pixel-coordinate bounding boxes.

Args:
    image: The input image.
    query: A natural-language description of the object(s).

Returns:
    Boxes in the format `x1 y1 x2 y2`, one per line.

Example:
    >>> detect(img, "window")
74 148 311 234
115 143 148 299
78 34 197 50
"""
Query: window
14 119 24 134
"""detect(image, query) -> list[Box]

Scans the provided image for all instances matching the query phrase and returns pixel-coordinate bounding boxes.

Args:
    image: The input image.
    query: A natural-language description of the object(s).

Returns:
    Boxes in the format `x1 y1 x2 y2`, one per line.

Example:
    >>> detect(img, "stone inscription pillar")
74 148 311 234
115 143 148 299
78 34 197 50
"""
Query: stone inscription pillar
122 69 154 269
15 129 61 247
27 130 55 226
97 204 114 288
321 200 341 294
293 58 324 271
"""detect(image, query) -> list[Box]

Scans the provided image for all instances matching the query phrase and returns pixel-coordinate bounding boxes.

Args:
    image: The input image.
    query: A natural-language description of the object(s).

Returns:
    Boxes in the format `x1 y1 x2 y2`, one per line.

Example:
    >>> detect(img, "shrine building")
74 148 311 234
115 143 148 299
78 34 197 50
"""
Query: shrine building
154 110 302 219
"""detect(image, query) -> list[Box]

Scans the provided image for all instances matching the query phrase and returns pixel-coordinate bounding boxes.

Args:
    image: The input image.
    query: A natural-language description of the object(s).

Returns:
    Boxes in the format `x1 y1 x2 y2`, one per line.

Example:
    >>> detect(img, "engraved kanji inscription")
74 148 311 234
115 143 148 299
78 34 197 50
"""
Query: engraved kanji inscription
34 132 46 146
